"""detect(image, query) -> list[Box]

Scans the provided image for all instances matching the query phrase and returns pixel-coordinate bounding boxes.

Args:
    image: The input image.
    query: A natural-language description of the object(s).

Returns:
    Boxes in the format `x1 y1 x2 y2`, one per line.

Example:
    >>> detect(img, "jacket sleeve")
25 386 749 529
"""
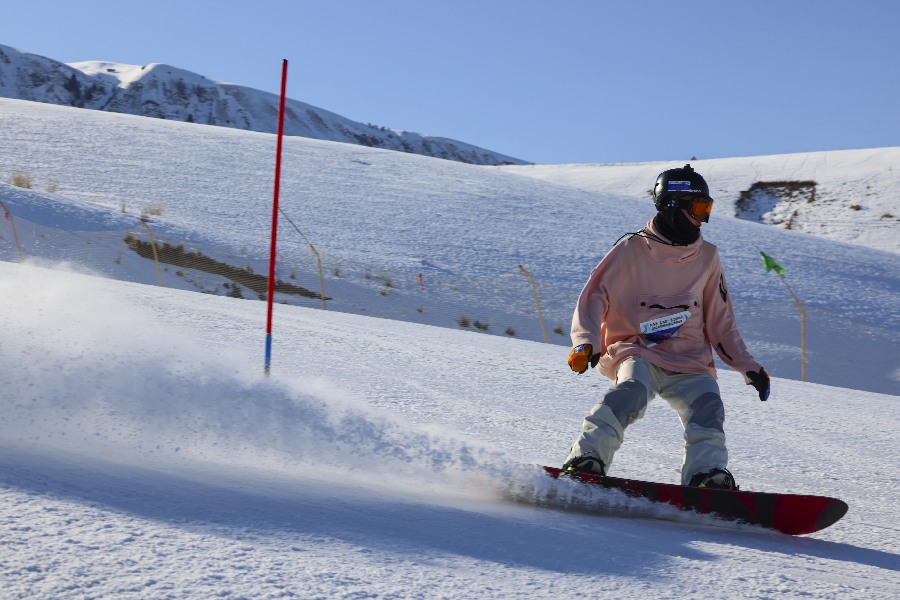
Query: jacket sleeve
703 249 762 381
570 252 613 354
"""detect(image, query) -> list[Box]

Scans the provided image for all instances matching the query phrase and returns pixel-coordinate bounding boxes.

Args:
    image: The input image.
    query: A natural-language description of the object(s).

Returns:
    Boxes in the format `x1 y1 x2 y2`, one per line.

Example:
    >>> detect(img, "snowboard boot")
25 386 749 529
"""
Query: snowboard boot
562 453 606 476
688 467 738 490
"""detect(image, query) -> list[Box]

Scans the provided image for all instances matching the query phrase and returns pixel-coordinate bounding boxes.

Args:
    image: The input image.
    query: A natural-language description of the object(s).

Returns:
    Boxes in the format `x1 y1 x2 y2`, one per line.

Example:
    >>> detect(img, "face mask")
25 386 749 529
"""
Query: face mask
654 208 700 245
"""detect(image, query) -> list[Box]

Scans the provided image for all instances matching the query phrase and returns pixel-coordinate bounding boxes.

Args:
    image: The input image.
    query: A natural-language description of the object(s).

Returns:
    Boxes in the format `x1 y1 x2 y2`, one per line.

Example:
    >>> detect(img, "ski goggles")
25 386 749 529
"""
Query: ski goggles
674 194 714 223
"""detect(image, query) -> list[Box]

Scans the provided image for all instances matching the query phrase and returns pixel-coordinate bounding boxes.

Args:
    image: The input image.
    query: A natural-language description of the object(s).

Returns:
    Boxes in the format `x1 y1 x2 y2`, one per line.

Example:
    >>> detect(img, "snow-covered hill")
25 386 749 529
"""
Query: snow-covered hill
0 97 897 396
502 151 900 255
0 43 526 166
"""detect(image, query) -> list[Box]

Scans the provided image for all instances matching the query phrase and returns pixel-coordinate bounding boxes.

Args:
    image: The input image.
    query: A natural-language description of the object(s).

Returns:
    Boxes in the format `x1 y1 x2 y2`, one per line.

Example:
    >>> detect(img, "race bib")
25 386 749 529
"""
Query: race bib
640 310 691 345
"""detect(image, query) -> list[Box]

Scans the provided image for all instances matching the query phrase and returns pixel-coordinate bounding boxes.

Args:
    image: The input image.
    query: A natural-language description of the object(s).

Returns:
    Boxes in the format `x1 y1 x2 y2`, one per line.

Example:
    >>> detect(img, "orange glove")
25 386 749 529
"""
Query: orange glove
568 344 595 374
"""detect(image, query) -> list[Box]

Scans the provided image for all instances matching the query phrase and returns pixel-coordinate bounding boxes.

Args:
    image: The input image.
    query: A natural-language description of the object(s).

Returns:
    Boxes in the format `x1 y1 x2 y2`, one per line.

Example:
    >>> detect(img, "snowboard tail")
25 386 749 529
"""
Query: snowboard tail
542 466 847 535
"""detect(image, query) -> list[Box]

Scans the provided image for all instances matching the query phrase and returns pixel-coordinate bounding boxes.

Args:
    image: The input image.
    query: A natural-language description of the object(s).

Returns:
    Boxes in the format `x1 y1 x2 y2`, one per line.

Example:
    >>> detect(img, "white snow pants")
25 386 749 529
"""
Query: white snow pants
566 357 727 485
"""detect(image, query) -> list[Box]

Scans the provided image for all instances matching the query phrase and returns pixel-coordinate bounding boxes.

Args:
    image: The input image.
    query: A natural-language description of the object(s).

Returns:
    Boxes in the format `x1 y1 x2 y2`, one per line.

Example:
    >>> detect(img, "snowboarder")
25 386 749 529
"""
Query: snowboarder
563 164 770 489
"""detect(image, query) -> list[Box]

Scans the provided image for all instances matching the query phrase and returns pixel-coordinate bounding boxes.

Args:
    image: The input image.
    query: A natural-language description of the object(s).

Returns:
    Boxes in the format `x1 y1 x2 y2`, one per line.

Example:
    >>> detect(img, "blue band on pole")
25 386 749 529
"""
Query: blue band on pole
265 333 273 373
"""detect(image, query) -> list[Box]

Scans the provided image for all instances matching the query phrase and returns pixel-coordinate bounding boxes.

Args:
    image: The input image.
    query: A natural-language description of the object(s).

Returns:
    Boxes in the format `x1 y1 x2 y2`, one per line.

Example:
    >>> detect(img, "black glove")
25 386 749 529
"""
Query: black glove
746 367 770 401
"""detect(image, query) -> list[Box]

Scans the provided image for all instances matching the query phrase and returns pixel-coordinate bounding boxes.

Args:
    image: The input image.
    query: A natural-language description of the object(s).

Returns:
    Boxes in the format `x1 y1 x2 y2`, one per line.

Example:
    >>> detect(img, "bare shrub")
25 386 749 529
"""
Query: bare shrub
142 204 164 217
11 172 32 188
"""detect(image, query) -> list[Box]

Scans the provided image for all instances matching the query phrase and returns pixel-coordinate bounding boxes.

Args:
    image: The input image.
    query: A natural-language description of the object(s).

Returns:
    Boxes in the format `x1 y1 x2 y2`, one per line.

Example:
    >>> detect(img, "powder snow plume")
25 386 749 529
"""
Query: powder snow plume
0 262 511 497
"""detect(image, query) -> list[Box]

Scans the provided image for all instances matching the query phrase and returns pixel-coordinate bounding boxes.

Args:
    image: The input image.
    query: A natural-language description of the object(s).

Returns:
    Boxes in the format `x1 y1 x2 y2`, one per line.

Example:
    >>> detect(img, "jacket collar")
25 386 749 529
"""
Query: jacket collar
640 219 704 263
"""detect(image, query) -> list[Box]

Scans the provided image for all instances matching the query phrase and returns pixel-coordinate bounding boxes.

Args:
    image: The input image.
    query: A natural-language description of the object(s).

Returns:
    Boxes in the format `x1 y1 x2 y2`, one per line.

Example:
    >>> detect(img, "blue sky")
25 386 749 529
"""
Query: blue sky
2 1 897 164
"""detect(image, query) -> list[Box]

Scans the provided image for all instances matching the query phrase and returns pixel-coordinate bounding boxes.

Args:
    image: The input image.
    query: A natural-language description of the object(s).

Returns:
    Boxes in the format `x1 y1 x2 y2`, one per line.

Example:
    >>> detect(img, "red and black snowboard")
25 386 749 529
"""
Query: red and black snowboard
541 466 847 535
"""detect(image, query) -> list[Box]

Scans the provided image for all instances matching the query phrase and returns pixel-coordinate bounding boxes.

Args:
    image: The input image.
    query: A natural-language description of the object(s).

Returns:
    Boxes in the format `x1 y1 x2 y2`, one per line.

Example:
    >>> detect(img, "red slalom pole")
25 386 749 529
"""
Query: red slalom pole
265 59 288 376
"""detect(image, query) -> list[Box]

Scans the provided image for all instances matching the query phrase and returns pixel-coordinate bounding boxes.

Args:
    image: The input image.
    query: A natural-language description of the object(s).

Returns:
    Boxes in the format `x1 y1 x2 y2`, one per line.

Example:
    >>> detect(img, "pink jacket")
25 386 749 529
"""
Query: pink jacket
571 220 761 382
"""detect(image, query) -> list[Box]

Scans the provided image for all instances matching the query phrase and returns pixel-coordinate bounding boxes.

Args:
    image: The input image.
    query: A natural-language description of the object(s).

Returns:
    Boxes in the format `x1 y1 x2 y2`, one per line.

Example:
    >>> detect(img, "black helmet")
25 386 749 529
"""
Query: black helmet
652 164 713 222
653 164 710 208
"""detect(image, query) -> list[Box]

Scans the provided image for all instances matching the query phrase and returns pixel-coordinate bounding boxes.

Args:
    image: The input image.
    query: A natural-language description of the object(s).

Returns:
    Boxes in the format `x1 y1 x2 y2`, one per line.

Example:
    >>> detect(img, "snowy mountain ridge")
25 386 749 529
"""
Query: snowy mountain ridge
0 43 526 166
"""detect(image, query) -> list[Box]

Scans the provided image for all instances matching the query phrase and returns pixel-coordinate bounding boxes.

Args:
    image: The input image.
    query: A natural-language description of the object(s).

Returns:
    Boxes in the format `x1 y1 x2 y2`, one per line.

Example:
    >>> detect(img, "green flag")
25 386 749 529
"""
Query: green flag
760 251 785 277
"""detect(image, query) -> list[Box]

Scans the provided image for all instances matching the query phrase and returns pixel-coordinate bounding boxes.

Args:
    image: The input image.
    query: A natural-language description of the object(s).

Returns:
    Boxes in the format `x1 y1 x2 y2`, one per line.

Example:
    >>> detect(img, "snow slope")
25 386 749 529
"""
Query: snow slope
1 261 898 599
0 95 898 598
0 98 898 395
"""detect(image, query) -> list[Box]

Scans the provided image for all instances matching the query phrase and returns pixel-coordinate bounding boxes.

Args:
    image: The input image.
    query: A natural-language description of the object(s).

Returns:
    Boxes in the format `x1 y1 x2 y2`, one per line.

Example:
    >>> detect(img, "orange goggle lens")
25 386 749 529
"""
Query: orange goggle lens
686 197 713 223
